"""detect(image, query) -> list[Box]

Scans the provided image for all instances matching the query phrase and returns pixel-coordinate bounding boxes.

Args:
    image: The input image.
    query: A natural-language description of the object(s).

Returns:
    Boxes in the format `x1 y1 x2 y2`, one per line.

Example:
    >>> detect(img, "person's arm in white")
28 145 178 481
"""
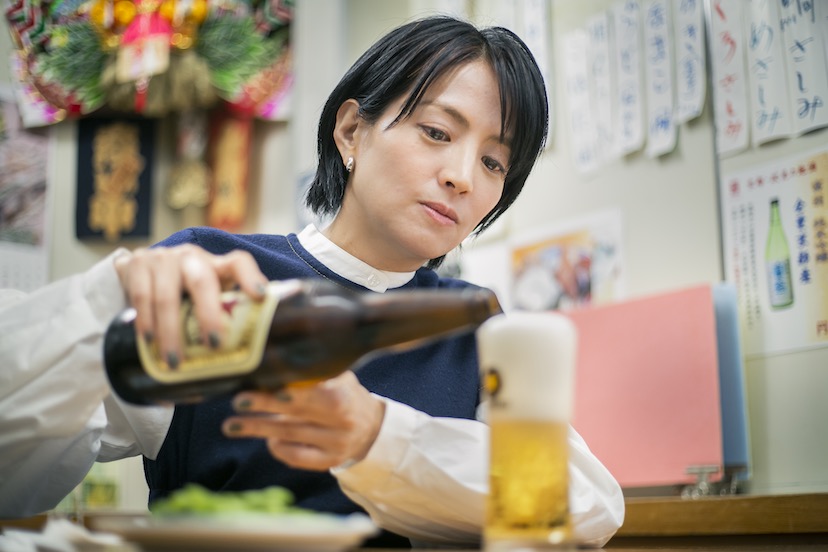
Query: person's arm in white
0 251 170 517
333 398 624 548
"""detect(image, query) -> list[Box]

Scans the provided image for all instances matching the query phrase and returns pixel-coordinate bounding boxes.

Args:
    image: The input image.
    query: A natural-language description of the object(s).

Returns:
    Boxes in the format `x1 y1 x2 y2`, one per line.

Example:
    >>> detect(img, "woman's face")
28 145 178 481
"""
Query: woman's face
327 60 511 272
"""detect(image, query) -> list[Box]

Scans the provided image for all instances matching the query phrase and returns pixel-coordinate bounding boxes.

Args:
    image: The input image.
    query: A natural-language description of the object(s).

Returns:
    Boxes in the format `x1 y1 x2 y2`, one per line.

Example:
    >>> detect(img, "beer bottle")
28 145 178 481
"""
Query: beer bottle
104 279 502 405
765 198 794 309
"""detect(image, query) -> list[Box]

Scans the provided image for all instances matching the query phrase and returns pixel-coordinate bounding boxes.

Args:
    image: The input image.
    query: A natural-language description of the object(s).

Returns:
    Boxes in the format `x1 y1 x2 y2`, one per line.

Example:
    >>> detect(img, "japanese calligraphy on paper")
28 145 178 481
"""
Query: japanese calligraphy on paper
721 145 828 356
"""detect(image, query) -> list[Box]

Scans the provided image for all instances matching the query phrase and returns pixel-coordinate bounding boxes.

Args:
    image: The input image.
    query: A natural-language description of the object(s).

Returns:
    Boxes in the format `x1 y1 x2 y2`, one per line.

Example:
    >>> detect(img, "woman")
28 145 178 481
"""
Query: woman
0 15 624 547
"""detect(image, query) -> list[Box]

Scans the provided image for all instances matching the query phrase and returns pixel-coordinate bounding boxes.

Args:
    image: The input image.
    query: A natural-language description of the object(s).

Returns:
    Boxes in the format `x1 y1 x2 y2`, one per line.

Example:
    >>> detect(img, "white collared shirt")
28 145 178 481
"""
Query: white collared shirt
297 224 415 292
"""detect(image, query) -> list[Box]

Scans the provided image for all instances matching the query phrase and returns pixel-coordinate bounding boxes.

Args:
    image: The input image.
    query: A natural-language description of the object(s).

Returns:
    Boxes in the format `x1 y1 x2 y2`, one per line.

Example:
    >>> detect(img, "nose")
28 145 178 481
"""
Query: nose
441 147 475 194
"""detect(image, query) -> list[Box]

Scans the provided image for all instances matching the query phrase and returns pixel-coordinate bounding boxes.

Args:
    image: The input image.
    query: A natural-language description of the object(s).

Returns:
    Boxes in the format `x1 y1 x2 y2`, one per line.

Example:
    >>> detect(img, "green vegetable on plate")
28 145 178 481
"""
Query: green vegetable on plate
150 484 311 516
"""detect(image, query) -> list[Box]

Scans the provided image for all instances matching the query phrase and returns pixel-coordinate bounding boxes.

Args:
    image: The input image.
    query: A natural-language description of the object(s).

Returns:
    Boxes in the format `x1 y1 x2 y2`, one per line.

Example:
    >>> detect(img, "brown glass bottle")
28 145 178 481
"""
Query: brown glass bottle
104 278 502 405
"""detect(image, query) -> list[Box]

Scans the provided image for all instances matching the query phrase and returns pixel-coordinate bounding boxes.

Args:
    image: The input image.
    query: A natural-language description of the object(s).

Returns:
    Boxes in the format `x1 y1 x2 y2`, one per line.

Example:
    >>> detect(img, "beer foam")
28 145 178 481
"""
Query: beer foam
477 312 577 421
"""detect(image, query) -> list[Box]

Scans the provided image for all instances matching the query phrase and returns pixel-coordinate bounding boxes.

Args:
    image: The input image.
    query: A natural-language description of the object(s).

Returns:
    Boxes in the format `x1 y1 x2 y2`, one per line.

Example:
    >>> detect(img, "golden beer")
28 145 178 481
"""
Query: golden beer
477 311 577 551
486 419 570 545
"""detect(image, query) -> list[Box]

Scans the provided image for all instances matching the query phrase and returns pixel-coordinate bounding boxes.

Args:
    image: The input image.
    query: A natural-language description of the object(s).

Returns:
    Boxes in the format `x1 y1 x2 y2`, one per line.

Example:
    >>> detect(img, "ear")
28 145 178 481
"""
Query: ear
333 99 362 165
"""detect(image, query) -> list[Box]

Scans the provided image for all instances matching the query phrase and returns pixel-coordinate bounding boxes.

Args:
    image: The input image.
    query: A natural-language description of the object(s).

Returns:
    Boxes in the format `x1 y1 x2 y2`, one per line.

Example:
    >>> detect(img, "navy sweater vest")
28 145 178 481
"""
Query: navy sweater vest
142 228 483 547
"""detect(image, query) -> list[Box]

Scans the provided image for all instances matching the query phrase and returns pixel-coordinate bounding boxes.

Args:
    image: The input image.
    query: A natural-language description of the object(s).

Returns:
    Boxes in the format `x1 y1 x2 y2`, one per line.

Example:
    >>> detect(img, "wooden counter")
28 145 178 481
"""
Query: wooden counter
6 494 828 550
608 493 828 549
616 493 828 536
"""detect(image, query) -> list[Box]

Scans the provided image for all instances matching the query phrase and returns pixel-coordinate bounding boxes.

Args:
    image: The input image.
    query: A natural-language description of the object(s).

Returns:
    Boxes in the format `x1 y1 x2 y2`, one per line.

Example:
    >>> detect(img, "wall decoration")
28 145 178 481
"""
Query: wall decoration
709 0 751 156
166 110 210 210
509 210 625 312
612 0 645 156
0 87 51 291
745 0 792 146
75 116 155 241
587 10 617 164
777 0 828 136
643 0 677 157
673 0 706 123
562 29 598 173
720 144 828 357
206 108 251 231
460 210 625 312
4 0 293 125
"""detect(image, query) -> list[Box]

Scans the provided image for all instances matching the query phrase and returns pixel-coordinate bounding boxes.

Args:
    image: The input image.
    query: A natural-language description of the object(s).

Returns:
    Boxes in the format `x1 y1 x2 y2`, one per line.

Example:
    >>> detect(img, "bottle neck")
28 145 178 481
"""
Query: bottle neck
356 288 502 349
770 202 781 225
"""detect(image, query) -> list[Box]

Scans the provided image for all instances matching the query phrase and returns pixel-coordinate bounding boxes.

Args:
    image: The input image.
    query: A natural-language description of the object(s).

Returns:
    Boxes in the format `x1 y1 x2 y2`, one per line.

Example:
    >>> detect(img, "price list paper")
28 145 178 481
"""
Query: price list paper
642 0 677 157
673 0 706 123
778 0 828 136
746 0 793 146
587 11 617 164
612 0 645 156
709 0 750 156
720 145 828 357
562 29 598 174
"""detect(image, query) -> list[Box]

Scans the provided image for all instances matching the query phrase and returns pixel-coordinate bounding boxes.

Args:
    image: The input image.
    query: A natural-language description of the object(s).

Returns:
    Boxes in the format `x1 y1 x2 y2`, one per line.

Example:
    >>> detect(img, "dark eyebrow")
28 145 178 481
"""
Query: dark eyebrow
420 100 512 148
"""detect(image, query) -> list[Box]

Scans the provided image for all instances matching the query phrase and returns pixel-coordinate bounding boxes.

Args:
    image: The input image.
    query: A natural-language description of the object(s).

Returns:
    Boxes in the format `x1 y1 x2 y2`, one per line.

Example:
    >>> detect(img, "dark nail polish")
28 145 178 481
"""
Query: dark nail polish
143 331 154 344
235 398 252 410
208 332 221 349
166 352 180 370
225 422 243 434
274 390 292 403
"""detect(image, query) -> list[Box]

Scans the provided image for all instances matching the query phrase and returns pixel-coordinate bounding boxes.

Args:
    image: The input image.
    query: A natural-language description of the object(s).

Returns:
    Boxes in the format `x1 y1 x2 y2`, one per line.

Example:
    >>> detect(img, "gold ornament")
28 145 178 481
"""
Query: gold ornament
88 122 144 241
113 0 137 27
167 159 210 209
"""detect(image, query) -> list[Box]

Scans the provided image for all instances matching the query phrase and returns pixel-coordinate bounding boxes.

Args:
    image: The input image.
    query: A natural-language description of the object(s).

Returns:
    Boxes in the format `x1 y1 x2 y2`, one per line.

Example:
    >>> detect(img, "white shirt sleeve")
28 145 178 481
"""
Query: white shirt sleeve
332 397 624 548
0 251 172 517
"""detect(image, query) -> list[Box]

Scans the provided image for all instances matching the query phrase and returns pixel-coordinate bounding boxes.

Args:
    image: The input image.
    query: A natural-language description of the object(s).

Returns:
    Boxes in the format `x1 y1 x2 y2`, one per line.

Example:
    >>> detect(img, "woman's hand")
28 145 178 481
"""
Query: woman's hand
221 371 387 471
113 244 269 367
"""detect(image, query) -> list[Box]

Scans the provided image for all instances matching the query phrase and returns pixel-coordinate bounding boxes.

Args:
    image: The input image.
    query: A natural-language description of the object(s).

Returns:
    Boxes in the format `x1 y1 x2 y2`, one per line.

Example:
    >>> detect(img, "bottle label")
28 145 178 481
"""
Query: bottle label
766 259 793 308
136 280 301 383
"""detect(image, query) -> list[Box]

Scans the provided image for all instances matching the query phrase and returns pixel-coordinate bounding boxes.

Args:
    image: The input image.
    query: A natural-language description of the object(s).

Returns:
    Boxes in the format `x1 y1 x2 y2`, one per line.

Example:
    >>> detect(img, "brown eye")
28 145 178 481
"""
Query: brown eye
483 156 506 175
422 125 449 141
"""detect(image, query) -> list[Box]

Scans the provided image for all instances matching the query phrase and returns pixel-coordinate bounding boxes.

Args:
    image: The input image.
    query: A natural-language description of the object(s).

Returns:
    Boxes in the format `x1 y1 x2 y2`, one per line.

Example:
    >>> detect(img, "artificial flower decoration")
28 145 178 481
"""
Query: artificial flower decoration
4 0 293 125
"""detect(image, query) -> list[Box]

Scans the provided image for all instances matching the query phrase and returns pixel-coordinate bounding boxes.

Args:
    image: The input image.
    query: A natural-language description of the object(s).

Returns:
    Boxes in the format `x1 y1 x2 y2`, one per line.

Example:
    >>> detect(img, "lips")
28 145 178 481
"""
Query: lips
421 201 459 224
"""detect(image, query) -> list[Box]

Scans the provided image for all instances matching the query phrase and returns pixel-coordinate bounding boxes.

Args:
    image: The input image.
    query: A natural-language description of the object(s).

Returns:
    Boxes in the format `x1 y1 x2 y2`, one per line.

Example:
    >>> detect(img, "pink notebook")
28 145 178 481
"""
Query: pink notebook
565 285 723 488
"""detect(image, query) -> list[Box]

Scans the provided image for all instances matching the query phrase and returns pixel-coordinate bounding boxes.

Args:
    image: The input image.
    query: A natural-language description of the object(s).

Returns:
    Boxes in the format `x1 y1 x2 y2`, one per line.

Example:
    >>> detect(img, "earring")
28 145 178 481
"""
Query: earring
345 156 354 173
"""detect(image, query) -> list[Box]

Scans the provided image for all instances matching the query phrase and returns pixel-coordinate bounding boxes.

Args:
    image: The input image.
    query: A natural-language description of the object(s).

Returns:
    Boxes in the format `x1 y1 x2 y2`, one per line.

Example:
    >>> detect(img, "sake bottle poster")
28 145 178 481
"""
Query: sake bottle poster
75 117 155 241
720 145 828 357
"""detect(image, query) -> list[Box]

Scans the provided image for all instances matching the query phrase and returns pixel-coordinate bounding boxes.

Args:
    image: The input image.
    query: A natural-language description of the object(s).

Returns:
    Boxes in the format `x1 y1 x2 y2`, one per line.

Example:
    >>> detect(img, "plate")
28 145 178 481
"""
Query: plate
90 512 379 551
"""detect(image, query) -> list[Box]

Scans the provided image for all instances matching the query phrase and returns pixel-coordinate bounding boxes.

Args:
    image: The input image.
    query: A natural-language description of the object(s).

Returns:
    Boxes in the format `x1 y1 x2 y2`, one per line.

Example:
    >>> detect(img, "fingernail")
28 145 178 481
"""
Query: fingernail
166 352 179 370
256 282 268 296
274 390 292 403
208 332 221 349
143 331 154 344
224 421 243 434
234 397 252 411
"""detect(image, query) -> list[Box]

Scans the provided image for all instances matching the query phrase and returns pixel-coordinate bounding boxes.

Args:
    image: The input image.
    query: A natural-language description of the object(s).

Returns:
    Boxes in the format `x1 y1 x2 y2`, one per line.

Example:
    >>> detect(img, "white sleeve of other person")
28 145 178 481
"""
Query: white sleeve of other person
333 398 625 547
0 251 172 517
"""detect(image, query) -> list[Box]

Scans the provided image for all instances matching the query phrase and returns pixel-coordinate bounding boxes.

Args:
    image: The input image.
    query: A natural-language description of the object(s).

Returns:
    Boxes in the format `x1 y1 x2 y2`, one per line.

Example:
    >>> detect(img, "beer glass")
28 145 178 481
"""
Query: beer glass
477 311 577 551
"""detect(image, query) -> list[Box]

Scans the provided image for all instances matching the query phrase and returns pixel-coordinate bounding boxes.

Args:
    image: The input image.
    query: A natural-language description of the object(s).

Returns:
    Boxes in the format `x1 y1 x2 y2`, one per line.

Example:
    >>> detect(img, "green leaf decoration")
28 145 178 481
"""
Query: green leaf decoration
196 16 288 96
37 22 108 109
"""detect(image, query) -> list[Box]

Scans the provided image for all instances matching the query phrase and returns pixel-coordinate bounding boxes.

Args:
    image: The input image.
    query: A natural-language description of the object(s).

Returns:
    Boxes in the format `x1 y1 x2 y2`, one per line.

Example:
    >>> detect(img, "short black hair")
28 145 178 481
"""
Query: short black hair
306 15 549 268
